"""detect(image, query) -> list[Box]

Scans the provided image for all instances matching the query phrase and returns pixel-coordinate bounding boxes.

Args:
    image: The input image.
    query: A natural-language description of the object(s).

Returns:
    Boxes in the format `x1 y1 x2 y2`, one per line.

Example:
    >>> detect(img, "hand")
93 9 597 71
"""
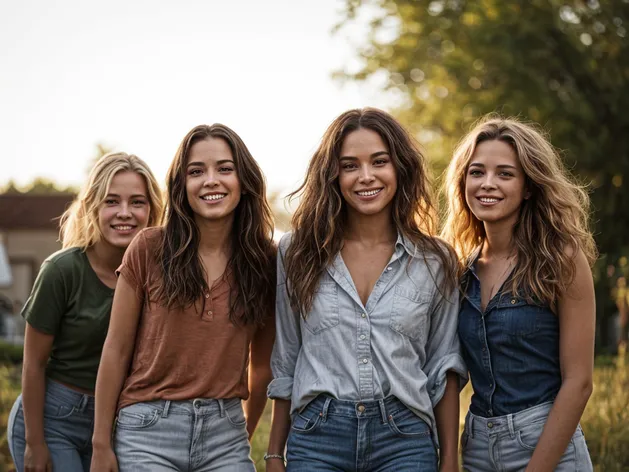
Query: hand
24 441 52 472
265 458 286 472
90 445 119 472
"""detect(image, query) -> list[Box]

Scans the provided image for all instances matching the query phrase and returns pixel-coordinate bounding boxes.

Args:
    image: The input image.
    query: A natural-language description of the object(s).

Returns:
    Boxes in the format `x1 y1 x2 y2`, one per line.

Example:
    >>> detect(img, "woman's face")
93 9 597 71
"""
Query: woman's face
465 139 529 228
338 128 397 219
185 137 241 224
97 170 151 249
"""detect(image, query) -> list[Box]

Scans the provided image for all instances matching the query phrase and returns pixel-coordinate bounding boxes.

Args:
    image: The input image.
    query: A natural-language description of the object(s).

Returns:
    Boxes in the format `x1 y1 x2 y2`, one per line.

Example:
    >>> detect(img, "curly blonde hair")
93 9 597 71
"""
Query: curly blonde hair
60 152 164 249
441 115 597 306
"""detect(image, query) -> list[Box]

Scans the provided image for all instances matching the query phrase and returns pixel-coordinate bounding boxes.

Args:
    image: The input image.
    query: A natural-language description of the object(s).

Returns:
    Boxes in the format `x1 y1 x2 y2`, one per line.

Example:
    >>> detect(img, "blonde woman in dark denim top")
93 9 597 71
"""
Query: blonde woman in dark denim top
266 108 467 472
442 116 597 471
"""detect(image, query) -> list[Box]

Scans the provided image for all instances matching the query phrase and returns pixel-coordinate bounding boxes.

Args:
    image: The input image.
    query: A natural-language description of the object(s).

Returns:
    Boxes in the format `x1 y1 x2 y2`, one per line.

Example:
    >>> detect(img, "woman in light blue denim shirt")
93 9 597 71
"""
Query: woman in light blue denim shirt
442 116 597 471
265 108 467 472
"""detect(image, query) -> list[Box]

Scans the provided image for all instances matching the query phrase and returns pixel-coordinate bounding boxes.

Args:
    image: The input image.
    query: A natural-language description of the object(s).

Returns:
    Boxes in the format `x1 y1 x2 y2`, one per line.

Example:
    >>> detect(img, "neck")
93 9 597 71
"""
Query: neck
344 210 396 245
89 240 125 273
196 214 234 256
482 219 516 259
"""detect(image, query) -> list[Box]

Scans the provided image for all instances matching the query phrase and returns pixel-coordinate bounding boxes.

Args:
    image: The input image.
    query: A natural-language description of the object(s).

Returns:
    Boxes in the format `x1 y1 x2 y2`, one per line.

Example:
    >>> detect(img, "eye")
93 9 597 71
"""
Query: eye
341 162 358 170
468 169 483 176
188 168 202 176
373 158 389 166
218 166 234 173
132 199 147 206
499 171 514 177
104 198 118 205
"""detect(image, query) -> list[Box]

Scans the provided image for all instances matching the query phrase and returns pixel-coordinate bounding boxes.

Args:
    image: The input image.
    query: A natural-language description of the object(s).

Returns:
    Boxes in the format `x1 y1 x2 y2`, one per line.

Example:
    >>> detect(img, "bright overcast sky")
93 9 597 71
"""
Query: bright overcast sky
0 0 391 195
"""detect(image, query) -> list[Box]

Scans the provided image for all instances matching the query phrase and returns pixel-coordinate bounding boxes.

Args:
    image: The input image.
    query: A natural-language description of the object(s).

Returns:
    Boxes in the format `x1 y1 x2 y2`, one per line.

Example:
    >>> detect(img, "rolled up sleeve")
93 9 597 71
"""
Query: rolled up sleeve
424 283 468 407
267 234 302 400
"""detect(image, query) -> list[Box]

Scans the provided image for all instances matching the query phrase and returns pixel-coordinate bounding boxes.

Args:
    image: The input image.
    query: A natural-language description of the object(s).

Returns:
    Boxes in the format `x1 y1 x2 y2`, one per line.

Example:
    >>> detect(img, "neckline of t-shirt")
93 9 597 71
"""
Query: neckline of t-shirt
80 250 116 296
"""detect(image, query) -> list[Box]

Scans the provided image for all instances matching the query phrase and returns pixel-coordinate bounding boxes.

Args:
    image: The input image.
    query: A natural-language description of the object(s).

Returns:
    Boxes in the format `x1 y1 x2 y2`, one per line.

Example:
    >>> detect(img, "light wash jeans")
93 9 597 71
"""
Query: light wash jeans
286 395 438 471
114 397 254 472
462 401 593 471
8 379 95 472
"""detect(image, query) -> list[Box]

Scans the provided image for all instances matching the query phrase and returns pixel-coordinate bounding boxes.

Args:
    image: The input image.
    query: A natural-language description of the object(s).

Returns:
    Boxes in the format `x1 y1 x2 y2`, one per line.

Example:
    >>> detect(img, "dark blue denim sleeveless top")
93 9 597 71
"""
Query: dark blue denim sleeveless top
458 259 561 417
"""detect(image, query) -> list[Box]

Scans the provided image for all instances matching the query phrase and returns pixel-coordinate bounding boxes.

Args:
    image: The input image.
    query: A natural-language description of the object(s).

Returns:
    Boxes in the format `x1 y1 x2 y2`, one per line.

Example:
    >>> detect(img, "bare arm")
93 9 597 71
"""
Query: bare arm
433 372 460 471
266 399 291 472
244 313 276 438
91 274 142 451
21 324 55 472
525 249 595 472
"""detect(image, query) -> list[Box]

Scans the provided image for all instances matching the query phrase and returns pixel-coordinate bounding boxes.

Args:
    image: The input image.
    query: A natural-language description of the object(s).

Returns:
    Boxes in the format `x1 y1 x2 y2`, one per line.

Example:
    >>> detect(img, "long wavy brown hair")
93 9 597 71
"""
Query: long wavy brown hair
285 107 455 317
441 115 597 307
155 124 276 325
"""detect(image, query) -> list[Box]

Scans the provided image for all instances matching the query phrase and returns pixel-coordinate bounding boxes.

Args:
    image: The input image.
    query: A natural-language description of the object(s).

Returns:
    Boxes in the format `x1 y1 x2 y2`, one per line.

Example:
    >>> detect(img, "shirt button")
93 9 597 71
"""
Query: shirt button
511 298 517 304
357 404 365 413
207 310 213 316
361 313 367 318
360 334 366 340
386 266 392 272
362 358 369 364
489 383 493 388
205 293 210 299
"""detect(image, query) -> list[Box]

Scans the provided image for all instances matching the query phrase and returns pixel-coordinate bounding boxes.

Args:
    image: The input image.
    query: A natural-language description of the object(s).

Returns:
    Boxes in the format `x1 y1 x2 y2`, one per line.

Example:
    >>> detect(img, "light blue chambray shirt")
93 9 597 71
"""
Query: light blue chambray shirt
268 232 468 442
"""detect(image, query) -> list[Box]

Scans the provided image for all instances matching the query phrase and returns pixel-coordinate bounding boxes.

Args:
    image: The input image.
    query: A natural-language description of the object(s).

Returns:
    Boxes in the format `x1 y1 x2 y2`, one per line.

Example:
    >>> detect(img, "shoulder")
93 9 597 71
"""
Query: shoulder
278 231 293 256
44 247 85 273
408 236 457 268
127 226 164 254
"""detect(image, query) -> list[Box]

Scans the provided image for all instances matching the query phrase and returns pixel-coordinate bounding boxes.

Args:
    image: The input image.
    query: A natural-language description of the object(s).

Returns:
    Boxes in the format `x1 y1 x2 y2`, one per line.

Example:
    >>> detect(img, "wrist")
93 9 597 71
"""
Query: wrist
264 452 286 462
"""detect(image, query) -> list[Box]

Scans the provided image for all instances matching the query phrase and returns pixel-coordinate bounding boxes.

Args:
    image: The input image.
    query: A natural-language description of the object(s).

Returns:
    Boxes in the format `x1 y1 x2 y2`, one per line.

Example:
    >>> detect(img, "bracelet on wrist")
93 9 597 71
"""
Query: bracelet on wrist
264 452 286 462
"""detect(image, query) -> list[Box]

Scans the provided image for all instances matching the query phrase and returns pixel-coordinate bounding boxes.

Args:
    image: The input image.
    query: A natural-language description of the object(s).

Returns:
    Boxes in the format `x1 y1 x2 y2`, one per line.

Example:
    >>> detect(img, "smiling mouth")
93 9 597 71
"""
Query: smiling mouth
111 225 136 231
356 189 383 197
201 194 226 202
477 197 502 204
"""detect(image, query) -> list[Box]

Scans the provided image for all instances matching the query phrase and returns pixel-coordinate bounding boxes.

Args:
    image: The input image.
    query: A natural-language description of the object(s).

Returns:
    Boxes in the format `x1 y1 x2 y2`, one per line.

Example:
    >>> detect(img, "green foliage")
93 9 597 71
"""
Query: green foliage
1 178 77 195
0 343 22 366
335 0 629 346
0 364 21 472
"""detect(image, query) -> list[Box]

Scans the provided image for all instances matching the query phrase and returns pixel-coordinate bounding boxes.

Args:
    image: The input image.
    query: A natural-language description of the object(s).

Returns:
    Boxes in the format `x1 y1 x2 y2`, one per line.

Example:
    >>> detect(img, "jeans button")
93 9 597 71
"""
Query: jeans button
193 399 200 409
487 422 493 428
357 404 365 413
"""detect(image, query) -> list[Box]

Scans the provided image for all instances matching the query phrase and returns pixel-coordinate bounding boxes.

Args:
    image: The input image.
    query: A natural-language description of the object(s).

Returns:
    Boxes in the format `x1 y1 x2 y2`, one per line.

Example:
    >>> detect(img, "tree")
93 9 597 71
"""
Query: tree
336 0 629 347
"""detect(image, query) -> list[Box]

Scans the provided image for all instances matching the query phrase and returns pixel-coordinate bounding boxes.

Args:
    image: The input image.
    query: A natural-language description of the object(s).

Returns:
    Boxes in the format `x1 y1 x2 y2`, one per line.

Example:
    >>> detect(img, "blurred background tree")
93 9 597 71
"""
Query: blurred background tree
335 0 629 349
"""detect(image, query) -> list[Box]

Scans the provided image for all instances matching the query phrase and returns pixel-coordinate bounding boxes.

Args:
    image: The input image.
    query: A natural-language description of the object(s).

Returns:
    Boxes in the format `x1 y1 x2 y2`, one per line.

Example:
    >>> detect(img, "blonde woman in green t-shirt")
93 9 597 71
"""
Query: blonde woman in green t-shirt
7 152 163 472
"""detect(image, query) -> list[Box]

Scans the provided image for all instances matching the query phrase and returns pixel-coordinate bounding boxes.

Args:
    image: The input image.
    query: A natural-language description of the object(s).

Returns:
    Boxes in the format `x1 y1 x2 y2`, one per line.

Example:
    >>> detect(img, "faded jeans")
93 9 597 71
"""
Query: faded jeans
114 397 254 471
462 401 593 471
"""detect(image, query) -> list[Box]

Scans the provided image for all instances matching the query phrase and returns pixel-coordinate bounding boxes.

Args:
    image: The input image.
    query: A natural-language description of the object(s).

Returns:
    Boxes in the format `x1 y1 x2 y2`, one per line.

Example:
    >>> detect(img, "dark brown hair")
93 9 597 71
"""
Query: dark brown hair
285 107 455 317
155 124 275 325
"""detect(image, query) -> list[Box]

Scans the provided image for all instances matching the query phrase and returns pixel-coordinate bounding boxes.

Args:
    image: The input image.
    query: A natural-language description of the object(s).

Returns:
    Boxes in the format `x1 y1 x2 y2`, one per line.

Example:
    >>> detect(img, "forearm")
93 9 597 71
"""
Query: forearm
267 399 291 456
433 372 460 468
526 378 592 472
92 345 131 448
21 363 48 445
244 371 272 438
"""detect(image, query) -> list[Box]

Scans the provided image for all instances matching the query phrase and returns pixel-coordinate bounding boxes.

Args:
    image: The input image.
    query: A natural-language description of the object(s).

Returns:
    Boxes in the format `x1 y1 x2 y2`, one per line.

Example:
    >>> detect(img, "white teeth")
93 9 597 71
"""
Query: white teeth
479 197 500 203
357 189 381 196
113 225 133 230
201 194 226 201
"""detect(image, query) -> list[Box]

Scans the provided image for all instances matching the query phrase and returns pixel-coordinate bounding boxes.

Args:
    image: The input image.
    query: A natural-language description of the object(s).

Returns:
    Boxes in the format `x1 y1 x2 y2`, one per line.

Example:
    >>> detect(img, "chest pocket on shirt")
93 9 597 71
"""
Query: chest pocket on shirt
389 285 431 340
303 283 340 335
495 296 542 338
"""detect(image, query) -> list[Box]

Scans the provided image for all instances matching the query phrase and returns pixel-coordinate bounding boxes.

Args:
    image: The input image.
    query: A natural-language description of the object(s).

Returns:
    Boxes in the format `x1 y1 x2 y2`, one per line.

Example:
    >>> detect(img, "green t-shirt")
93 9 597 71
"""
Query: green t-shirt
21 247 115 391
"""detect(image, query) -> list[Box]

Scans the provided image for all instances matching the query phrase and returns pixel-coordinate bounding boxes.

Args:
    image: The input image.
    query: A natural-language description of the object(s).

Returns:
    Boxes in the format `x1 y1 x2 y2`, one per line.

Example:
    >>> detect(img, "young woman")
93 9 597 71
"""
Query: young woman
442 116 596 471
266 108 467 472
7 152 163 472
90 124 276 472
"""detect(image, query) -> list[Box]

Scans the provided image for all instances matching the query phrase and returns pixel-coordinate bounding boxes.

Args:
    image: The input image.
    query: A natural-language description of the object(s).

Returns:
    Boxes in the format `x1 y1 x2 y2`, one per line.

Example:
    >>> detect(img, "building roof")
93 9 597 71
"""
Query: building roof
0 194 75 230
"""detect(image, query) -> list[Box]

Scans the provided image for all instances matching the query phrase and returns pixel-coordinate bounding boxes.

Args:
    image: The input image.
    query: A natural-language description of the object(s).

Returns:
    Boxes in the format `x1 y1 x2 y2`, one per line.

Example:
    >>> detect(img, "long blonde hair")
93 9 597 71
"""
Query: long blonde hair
441 115 597 306
60 152 164 249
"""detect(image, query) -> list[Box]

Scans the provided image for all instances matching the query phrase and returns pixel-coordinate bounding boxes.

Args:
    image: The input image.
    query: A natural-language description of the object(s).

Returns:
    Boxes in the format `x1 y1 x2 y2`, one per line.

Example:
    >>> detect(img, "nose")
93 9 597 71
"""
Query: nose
480 173 497 190
203 170 219 187
358 165 375 184
117 202 132 219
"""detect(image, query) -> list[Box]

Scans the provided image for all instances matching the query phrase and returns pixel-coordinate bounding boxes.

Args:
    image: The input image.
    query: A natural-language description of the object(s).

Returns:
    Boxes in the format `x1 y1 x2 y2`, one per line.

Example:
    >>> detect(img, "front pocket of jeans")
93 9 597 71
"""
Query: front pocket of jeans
304 283 339 335
116 407 160 430
387 407 431 438
291 407 322 434
389 285 430 340
43 403 75 420
225 401 247 427
515 420 546 451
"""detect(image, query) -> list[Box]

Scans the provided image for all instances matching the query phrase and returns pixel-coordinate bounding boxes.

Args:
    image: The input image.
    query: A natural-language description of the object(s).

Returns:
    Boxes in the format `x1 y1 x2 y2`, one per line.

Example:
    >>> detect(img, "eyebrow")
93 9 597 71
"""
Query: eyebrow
187 159 235 167
106 193 147 199
339 151 390 160
469 163 518 170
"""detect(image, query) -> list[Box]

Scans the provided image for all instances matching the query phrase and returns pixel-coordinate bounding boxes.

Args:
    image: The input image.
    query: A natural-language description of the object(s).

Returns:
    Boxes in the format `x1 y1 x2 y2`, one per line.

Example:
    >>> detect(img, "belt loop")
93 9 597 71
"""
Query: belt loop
162 400 171 418
321 397 332 422
467 413 475 439
507 414 515 438
218 399 226 418
78 395 88 413
378 399 388 424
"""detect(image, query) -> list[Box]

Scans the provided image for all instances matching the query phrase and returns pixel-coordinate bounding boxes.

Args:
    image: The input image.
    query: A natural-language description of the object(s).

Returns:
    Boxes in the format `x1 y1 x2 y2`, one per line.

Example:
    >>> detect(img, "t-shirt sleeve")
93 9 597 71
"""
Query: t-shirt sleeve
116 231 149 301
21 260 68 336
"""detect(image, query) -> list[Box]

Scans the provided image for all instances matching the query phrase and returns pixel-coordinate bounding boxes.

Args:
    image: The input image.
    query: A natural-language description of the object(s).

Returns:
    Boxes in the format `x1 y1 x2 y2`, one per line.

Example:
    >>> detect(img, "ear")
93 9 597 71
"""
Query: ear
524 187 532 200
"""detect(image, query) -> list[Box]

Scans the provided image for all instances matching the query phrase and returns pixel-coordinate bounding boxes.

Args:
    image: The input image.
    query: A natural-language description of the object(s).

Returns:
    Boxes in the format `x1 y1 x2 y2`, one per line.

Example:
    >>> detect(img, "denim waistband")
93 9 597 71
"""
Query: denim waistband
46 378 94 413
465 401 553 438
121 397 243 418
305 395 414 423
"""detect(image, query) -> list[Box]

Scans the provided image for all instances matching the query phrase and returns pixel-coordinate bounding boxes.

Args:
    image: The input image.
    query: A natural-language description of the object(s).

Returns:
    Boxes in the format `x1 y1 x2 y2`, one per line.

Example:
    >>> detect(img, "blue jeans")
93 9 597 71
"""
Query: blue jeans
286 395 438 471
114 397 254 471
7 379 95 472
462 402 593 471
